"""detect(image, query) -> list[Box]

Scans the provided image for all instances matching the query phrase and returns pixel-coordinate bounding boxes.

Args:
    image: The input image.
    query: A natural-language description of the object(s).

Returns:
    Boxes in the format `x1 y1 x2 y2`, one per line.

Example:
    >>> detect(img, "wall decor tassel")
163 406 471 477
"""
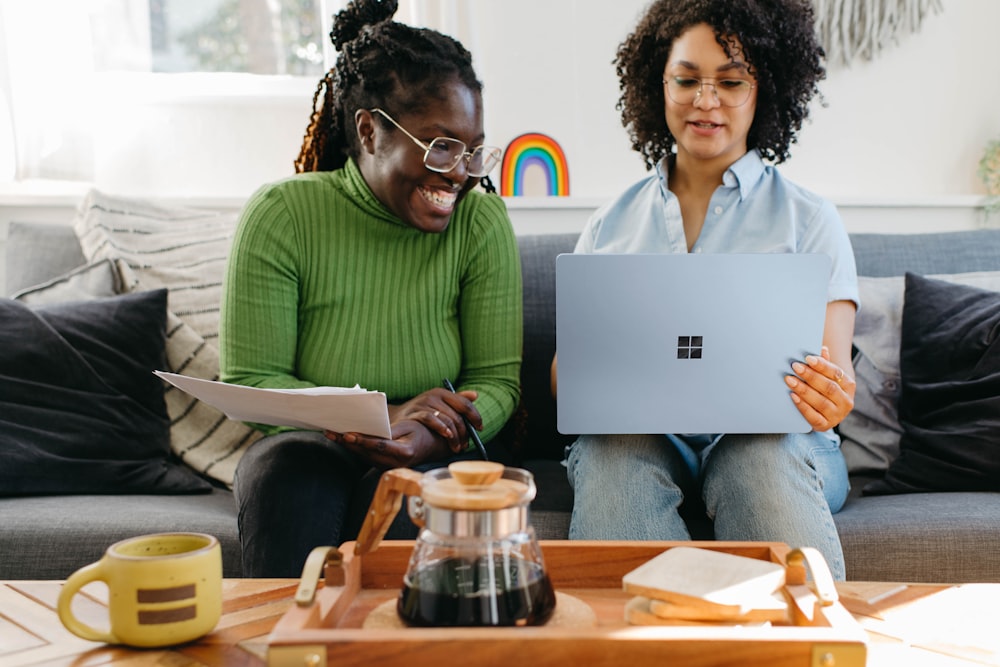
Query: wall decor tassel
812 0 944 66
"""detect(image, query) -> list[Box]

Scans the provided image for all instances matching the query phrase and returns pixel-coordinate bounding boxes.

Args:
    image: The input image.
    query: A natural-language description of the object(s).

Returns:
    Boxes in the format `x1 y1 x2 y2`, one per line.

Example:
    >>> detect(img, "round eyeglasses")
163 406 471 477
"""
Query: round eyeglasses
370 108 502 178
663 77 756 108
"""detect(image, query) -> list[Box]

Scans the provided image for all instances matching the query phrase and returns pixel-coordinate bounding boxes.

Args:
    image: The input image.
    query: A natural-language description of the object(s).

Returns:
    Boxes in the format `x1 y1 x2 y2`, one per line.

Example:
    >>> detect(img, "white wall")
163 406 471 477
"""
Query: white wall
779 0 999 199
6 1 1000 295
78 1 1000 204
471 0 1000 201
4 0 994 204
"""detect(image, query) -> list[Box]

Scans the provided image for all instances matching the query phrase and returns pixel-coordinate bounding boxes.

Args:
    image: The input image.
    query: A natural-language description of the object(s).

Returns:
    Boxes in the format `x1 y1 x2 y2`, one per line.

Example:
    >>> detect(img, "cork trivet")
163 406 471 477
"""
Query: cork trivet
362 591 596 629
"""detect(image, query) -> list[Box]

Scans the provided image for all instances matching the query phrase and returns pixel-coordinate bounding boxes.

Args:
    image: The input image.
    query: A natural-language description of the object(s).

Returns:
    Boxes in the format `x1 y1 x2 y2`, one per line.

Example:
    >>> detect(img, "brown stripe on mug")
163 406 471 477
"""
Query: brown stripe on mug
137 584 196 603
137 605 198 625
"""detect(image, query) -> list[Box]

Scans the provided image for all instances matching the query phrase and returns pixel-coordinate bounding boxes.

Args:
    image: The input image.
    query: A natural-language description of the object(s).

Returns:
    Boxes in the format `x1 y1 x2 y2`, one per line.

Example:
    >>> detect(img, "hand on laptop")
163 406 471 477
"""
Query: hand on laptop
785 345 856 432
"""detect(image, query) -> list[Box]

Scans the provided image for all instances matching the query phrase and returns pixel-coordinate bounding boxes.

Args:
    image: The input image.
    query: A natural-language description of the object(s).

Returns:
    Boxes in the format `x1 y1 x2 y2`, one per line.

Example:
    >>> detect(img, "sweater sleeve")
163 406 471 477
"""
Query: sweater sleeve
220 184 315 387
455 194 523 443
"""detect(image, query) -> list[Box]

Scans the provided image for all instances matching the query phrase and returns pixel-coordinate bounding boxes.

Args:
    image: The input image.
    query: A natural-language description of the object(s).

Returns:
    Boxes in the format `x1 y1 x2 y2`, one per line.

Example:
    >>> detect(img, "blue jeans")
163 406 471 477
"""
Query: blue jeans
565 431 849 580
233 430 510 577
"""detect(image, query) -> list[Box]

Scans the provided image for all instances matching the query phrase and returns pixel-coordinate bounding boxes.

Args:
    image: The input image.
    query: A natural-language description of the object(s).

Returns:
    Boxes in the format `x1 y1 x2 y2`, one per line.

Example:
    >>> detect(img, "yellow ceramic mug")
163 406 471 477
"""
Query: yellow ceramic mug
57 532 222 647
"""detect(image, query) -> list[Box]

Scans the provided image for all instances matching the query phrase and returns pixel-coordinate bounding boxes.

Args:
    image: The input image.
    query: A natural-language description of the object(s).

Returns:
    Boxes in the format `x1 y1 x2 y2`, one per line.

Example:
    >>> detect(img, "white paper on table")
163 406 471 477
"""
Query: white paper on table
154 371 391 438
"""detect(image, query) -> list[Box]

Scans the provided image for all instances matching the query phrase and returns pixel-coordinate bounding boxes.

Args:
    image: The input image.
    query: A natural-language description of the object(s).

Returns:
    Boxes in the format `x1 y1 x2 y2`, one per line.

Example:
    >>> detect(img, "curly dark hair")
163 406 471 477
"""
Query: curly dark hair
616 0 825 168
295 0 496 193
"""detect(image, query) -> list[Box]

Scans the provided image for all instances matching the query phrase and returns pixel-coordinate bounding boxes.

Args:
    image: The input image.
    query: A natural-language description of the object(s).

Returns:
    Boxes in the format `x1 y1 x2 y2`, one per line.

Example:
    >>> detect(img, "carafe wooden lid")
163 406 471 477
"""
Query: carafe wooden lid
420 462 532 511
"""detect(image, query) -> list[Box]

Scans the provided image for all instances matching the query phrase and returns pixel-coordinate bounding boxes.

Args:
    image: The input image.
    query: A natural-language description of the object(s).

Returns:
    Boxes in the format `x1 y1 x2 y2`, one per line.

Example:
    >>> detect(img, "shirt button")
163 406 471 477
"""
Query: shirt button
714 206 723 215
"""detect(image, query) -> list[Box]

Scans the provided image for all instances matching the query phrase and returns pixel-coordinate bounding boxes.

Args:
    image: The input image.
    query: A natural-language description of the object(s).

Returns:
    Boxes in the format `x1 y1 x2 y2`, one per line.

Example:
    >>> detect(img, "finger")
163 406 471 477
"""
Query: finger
786 369 853 430
432 409 467 451
788 391 837 431
419 408 456 441
796 358 850 399
785 373 837 414
814 358 856 398
441 390 483 430
339 432 400 468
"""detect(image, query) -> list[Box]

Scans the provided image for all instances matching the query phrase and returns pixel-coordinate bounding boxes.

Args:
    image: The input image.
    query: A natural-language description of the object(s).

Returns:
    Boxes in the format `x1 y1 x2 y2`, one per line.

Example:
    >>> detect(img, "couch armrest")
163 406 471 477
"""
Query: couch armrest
6 222 85 296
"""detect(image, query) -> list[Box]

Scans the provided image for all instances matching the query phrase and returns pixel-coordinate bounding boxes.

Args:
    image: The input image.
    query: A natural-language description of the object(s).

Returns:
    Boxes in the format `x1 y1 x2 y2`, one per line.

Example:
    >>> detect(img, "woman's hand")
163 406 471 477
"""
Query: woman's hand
324 387 484 468
785 345 855 431
389 387 482 452
325 420 452 469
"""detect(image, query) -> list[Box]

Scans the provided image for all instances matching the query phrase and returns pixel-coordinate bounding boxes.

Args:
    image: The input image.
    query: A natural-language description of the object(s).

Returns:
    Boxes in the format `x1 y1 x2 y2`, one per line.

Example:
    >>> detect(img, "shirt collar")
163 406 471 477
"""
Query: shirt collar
726 149 765 200
656 148 765 202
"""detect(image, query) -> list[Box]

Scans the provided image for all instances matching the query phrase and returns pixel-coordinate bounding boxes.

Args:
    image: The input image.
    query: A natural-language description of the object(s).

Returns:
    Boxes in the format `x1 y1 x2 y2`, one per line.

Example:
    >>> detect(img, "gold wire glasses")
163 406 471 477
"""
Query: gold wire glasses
663 77 756 107
370 108 502 177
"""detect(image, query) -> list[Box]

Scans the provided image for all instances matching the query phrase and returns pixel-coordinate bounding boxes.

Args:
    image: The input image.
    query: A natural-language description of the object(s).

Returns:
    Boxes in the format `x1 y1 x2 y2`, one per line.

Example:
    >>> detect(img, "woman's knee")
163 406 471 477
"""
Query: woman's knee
569 433 667 465
234 431 348 495
704 432 847 507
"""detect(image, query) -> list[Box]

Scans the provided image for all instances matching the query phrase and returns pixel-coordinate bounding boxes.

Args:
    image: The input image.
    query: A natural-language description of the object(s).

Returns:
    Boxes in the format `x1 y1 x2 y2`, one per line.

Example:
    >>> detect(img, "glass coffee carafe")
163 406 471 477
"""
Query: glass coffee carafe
354 461 557 627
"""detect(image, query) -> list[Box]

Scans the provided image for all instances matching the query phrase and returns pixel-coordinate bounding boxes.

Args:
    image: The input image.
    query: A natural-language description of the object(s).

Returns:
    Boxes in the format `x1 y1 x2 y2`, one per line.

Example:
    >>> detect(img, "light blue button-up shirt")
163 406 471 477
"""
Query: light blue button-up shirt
575 150 859 306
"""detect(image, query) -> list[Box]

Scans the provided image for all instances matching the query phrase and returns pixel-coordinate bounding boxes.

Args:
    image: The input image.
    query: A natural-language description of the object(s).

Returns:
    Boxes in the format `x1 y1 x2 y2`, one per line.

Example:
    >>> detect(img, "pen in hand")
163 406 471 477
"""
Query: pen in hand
443 378 489 461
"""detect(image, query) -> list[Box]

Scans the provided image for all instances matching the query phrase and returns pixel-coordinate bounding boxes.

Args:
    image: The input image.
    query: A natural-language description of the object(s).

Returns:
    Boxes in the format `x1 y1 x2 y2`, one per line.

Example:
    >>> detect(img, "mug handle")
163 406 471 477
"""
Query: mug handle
57 560 117 644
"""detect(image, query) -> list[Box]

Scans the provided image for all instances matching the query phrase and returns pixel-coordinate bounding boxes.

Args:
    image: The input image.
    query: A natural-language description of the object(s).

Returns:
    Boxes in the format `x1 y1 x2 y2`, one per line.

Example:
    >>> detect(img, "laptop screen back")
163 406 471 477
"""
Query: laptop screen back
555 252 830 435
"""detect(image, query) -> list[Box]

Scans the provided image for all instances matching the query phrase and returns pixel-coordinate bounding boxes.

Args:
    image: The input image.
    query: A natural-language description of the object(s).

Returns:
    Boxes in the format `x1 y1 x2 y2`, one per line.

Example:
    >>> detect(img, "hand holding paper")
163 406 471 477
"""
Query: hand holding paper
155 371 391 438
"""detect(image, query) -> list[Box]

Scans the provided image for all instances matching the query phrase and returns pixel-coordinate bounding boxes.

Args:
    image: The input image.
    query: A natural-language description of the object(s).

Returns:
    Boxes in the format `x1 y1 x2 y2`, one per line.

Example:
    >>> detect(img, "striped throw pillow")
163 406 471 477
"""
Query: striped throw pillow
73 189 260 486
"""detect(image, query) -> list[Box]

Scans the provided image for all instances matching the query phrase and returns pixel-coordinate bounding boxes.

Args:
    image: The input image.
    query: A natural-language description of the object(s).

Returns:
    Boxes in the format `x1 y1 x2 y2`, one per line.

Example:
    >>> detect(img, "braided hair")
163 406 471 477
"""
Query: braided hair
615 0 826 169
295 0 496 193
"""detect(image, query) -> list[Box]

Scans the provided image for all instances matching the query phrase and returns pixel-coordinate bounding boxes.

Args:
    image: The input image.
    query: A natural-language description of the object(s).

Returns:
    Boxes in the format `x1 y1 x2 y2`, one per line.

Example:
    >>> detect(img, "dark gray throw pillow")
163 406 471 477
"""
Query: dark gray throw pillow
0 289 211 495
864 273 1000 495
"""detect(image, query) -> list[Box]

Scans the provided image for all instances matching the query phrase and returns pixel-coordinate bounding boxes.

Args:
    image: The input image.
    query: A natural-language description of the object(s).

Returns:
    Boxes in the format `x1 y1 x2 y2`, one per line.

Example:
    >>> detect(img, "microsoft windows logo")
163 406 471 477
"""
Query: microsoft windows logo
677 335 703 359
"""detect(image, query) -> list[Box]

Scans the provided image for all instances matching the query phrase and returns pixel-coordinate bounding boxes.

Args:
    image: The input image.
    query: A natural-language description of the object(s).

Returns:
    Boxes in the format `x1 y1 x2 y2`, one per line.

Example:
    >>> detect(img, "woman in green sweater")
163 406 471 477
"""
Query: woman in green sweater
219 0 522 577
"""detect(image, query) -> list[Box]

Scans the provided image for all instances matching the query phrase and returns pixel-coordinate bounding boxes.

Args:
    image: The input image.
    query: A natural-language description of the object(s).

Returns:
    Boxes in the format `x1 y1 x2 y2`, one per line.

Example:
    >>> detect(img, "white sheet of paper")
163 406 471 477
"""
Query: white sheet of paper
154 371 391 438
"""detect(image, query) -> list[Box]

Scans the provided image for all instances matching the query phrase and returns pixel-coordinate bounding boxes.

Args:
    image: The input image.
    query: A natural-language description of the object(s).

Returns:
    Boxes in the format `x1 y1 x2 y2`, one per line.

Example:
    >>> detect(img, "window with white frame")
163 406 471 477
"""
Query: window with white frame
0 0 472 190
121 0 326 75
0 0 340 184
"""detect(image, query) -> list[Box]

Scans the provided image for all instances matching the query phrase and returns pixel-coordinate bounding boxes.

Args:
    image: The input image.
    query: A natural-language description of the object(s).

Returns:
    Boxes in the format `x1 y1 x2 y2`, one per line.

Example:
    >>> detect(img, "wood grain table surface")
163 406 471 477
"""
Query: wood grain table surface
2 578 997 666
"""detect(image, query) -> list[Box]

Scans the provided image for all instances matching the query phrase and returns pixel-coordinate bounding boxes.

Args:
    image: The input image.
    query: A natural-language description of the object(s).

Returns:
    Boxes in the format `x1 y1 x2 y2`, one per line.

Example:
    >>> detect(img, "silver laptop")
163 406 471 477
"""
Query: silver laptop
556 252 831 435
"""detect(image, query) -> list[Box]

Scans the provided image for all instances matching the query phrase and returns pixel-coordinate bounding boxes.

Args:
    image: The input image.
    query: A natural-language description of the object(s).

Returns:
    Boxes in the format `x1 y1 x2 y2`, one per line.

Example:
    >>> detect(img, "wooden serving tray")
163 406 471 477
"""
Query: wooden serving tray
266 540 867 667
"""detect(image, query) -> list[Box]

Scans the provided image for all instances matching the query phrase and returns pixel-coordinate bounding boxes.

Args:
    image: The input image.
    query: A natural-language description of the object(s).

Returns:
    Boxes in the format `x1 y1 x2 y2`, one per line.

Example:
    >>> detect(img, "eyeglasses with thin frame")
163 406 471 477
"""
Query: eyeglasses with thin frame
663 76 756 108
370 108 502 178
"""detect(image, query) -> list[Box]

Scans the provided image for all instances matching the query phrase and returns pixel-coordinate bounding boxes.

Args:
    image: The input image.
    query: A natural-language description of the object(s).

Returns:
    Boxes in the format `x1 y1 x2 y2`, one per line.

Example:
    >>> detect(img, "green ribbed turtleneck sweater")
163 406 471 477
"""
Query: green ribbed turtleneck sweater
219 159 522 441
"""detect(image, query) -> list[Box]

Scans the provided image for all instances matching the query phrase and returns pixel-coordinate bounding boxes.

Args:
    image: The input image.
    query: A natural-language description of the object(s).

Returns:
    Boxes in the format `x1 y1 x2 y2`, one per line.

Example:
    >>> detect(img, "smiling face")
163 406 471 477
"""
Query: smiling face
355 82 484 234
663 23 757 172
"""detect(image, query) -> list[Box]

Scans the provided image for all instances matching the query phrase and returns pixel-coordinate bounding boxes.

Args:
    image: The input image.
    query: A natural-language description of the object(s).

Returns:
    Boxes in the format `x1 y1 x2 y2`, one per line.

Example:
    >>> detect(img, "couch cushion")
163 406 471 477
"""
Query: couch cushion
12 258 125 303
834 490 1000 582
516 233 578 461
5 222 86 296
844 229 1000 478
0 489 242 578
0 290 211 496
864 274 1000 495
849 230 1000 277
838 270 1000 477
70 189 261 486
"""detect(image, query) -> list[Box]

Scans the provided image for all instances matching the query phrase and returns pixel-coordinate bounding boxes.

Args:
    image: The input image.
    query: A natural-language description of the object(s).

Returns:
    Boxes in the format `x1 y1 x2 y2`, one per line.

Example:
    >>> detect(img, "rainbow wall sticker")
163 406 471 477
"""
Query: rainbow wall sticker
500 132 569 197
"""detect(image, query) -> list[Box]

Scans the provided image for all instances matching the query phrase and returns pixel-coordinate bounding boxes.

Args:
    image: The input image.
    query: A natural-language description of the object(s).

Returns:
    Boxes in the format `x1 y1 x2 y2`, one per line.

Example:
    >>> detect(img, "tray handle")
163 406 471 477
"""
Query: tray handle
786 547 837 606
295 545 344 607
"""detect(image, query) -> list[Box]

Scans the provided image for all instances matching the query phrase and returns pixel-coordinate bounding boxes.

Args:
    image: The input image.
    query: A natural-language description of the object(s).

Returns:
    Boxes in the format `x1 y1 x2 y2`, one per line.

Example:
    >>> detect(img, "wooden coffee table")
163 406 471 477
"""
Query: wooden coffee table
2 578 997 666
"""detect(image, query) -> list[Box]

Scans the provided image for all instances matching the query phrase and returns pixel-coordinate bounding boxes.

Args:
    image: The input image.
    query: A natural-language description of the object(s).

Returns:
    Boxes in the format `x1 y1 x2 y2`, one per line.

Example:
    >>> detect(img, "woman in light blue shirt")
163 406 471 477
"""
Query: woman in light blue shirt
553 0 858 579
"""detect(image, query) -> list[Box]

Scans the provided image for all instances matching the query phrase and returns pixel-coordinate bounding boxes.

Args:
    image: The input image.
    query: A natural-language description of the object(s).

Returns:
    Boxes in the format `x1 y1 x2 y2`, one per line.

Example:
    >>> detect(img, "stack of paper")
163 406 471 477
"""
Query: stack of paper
155 371 391 437
622 547 790 625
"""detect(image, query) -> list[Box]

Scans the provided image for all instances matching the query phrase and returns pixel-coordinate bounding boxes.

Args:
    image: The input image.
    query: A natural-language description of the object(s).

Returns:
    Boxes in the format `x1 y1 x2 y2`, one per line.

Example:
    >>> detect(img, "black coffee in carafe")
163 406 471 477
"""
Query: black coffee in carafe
399 555 557 627
354 461 558 628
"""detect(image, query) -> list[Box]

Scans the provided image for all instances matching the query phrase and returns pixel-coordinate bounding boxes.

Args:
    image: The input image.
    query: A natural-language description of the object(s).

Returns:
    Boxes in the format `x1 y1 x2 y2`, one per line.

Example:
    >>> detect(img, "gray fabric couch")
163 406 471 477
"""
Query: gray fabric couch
4 221 1000 582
